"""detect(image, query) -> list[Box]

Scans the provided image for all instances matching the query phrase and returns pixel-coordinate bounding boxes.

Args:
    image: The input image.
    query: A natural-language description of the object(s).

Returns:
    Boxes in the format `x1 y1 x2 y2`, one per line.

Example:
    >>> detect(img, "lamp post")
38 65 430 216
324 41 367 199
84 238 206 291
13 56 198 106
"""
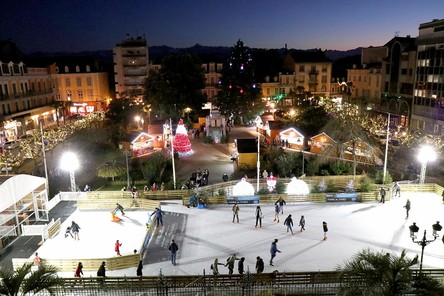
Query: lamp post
170 118 176 189
409 221 442 279
257 131 260 193
135 116 141 131
417 145 437 184
60 152 79 192
382 112 390 183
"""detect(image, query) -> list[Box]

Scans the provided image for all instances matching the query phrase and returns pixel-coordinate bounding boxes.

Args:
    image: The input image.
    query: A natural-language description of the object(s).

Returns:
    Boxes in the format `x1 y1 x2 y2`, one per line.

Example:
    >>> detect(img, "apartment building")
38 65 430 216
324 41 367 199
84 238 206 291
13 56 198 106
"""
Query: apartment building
113 35 149 101
52 56 110 115
261 72 296 108
201 61 223 101
411 18 444 135
283 50 332 98
0 41 56 144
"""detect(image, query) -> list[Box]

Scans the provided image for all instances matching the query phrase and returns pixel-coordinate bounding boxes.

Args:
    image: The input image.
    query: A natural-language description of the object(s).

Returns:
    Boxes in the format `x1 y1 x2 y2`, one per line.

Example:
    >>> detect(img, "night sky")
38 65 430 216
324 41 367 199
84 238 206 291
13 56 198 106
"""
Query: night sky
2 0 443 53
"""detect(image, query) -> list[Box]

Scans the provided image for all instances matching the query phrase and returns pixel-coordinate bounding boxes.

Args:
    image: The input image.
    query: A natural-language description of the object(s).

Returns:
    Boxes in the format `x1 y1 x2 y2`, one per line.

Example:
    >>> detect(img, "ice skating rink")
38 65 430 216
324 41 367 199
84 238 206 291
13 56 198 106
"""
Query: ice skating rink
35 193 444 277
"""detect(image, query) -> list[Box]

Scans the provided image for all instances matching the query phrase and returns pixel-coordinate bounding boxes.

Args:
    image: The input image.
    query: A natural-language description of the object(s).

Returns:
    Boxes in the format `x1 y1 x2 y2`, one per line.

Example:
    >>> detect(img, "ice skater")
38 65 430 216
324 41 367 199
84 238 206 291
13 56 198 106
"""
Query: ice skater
284 214 294 235
256 256 264 273
322 221 328 241
255 205 263 228
71 221 80 240
169 239 179 266
232 203 239 223
115 203 125 216
404 199 411 219
64 226 73 238
238 257 245 274
379 187 386 203
273 204 280 223
275 197 286 214
115 240 122 256
225 254 239 275
299 215 305 232
150 207 166 227
393 182 401 198
74 262 83 278
211 258 224 275
269 239 281 266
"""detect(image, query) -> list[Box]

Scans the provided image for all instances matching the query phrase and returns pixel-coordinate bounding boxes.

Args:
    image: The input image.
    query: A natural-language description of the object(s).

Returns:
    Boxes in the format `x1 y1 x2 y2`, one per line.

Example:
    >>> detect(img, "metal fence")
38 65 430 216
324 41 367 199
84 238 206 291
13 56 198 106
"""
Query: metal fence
37 269 444 295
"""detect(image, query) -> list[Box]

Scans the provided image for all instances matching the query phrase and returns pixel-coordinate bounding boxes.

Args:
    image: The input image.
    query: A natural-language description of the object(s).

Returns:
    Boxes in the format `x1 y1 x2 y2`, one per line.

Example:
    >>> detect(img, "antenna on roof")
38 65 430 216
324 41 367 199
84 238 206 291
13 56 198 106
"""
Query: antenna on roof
395 31 399 37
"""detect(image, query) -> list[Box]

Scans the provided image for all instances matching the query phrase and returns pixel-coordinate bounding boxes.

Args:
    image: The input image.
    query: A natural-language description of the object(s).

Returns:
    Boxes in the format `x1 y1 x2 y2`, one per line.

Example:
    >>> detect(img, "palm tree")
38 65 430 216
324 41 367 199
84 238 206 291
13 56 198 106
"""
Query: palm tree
337 249 444 295
0 262 63 295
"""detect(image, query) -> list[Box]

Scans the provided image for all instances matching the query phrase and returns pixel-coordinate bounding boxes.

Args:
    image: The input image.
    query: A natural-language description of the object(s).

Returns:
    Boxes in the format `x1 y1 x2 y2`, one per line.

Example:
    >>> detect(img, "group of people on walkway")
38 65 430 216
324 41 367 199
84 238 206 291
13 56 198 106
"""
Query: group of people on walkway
181 168 210 189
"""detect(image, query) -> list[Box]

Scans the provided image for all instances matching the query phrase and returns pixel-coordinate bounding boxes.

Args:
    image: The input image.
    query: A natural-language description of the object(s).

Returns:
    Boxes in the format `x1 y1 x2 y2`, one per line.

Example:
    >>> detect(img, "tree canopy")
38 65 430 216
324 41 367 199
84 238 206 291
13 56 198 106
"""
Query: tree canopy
145 53 206 119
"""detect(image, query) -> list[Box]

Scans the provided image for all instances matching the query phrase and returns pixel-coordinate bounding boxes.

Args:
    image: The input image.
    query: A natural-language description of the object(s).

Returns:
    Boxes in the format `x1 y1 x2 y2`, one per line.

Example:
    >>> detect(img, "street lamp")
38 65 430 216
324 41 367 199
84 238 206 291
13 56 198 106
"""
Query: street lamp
409 221 442 278
135 115 141 130
118 144 131 190
417 145 437 184
60 152 79 192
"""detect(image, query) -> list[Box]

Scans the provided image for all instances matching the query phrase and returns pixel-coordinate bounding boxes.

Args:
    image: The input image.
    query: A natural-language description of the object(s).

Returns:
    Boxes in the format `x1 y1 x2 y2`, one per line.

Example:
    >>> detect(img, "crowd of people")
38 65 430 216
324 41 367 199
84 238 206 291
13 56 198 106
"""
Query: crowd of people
181 168 210 189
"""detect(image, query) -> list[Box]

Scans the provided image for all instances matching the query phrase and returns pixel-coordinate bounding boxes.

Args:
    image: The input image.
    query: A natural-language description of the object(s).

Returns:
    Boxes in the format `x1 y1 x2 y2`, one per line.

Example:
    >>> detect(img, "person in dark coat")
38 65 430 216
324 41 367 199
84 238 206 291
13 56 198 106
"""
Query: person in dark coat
284 214 294 235
238 257 245 274
299 215 306 232
225 254 239 275
273 204 280 223
275 197 286 214
136 260 143 276
256 256 264 273
255 206 263 228
270 239 281 266
232 203 240 223
150 207 165 226
71 221 80 240
322 221 328 241
169 239 179 265
115 203 125 216
379 187 386 203
97 261 106 277
404 199 411 219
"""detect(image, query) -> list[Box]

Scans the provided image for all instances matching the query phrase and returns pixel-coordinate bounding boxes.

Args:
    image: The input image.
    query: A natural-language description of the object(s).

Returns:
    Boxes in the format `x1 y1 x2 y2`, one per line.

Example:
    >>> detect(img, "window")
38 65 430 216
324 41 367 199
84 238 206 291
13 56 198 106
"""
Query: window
76 77 82 87
299 65 305 72
65 78 71 87
67 91 72 100
86 65 91 72
86 77 92 86
321 76 327 83
78 90 83 100
76 65 80 73
322 65 327 72
65 66 69 73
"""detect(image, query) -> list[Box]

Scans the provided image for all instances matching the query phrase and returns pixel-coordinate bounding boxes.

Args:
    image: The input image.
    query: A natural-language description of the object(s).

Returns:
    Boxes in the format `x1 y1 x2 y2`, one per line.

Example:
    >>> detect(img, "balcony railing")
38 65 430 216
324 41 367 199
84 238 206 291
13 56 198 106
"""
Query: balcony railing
0 89 54 101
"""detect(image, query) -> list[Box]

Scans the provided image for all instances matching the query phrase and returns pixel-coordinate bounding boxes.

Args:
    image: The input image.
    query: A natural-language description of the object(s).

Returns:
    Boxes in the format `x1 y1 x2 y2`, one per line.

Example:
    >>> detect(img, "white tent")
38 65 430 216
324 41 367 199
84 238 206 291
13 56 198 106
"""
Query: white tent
0 175 47 213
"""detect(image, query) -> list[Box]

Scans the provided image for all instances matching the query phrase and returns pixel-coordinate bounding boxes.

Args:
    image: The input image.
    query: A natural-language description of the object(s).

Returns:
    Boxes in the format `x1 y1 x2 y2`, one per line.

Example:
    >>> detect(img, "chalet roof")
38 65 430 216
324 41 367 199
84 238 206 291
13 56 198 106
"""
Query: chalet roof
236 138 257 153
280 127 304 138
310 132 336 143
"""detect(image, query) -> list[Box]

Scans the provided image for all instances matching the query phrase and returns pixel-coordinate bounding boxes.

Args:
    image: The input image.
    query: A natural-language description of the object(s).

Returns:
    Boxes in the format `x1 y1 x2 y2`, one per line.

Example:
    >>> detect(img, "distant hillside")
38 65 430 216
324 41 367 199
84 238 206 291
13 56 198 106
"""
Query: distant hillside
28 45 362 64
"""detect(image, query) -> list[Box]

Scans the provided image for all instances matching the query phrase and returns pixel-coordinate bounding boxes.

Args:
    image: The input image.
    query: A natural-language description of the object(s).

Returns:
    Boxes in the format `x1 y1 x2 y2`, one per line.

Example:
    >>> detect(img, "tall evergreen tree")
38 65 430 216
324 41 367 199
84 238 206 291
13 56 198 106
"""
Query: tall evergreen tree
216 40 262 123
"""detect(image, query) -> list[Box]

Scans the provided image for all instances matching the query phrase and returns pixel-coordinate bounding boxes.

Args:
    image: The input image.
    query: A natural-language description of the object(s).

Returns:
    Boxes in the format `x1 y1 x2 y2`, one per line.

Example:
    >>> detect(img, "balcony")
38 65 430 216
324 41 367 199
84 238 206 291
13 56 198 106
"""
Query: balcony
0 89 54 101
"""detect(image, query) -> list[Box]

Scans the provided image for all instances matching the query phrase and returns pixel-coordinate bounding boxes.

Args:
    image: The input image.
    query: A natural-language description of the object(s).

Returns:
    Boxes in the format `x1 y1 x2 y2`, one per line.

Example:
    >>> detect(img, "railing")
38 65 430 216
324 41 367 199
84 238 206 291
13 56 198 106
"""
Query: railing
23 268 444 295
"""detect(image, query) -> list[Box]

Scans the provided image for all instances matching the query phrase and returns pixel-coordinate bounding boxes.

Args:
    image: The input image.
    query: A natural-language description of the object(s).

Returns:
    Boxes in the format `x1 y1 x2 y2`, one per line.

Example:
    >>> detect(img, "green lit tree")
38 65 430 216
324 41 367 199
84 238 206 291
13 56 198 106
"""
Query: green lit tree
97 161 126 181
216 39 263 124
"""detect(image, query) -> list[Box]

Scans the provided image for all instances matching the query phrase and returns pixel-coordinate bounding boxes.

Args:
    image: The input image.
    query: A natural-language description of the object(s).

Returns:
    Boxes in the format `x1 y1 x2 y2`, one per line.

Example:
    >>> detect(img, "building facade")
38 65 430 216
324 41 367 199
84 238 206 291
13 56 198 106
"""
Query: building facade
113 35 149 101
411 19 444 135
201 62 223 101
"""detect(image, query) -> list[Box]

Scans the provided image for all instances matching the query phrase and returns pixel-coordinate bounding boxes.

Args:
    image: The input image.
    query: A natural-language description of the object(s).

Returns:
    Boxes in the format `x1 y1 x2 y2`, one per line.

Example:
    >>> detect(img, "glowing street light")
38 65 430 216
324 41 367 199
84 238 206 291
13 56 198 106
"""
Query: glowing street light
417 145 437 184
60 152 79 192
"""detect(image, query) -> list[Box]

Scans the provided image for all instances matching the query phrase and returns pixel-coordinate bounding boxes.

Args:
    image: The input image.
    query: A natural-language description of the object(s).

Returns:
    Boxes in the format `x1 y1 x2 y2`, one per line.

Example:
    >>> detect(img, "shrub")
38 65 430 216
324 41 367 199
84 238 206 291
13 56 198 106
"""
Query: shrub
306 160 319 176
203 136 214 144
330 162 353 175
218 188 226 196
257 188 269 195
275 180 286 194
220 134 229 144
374 170 393 184
326 181 336 192
359 177 374 192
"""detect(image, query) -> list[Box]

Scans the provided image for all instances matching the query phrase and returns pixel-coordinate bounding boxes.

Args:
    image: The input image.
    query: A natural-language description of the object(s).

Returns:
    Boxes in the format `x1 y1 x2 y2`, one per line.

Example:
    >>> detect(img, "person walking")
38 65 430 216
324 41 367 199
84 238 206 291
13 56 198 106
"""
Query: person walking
34 252 42 270
255 205 263 228
150 207 166 227
97 261 106 287
283 214 294 235
222 173 228 182
322 221 328 241
169 239 179 266
211 258 224 275
115 240 122 256
269 239 281 266
393 182 401 198
238 257 245 275
74 262 83 278
232 203 240 223
299 215 306 232
225 254 239 275
379 187 386 203
404 199 411 219
71 221 80 240
136 260 143 276
276 197 286 214
273 204 280 223
256 256 264 273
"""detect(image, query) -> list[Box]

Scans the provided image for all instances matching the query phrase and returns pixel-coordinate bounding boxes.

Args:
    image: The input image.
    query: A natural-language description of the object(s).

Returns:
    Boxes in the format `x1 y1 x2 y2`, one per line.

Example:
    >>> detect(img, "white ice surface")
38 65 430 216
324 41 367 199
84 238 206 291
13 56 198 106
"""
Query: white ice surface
35 192 444 278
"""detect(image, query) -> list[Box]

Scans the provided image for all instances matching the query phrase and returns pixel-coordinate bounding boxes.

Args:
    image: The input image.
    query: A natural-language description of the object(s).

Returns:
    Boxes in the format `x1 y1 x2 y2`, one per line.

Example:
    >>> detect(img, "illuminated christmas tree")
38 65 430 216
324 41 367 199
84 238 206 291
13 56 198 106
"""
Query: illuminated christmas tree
173 119 192 156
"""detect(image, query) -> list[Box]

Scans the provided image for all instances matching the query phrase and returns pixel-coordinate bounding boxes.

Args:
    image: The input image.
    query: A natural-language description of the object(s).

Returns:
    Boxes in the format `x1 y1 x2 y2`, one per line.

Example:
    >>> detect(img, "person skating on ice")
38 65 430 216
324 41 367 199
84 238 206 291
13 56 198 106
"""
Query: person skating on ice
322 221 328 241
255 205 263 228
283 214 294 235
225 254 239 275
273 204 280 223
269 239 281 266
238 257 245 274
404 199 411 219
256 256 264 273
232 203 240 223
115 240 122 256
299 215 306 232
115 203 125 216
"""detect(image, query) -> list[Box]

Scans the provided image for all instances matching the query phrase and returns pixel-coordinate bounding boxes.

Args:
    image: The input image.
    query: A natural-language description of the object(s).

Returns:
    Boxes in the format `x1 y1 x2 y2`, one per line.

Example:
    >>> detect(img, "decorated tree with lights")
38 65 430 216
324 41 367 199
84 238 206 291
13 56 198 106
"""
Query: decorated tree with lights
216 39 262 124
173 119 192 156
